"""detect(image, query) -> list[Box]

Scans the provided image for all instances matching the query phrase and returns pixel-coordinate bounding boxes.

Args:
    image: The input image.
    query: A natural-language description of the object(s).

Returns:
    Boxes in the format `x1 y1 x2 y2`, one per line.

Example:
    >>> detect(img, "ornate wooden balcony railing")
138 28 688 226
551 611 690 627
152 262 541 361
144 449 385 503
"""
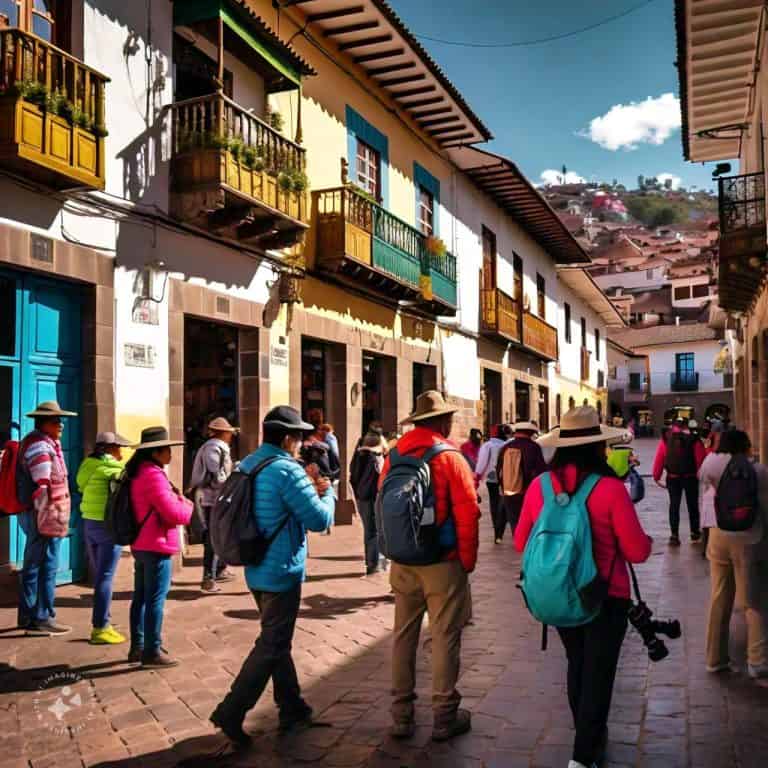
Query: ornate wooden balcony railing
480 287 520 343
522 310 558 362
313 186 458 312
169 92 307 249
718 172 765 235
580 346 590 382
0 28 108 189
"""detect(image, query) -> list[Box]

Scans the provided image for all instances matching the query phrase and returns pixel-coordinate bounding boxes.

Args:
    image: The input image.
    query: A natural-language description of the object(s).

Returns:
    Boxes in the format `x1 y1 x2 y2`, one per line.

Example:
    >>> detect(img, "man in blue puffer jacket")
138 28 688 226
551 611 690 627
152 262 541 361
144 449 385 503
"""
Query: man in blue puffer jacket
210 406 335 746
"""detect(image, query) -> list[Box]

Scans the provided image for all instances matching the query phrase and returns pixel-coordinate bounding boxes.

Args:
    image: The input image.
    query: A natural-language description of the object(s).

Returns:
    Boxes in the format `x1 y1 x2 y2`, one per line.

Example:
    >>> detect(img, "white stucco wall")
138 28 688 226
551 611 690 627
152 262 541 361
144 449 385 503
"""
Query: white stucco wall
639 340 728 395
593 266 666 293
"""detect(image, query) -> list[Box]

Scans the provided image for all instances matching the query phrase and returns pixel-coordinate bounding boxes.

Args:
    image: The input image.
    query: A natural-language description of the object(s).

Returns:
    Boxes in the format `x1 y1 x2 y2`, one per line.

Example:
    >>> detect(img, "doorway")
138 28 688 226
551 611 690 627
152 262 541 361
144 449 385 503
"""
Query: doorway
1 271 83 583
412 362 437 408
482 368 502 437
363 353 397 434
183 318 240 485
538 386 549 432
515 380 531 422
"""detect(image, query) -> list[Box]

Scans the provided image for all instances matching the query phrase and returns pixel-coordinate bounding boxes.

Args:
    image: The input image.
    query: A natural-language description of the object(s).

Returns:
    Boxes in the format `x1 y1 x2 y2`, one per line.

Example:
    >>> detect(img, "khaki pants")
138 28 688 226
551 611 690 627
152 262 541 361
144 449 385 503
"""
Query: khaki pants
390 559 471 726
706 528 768 668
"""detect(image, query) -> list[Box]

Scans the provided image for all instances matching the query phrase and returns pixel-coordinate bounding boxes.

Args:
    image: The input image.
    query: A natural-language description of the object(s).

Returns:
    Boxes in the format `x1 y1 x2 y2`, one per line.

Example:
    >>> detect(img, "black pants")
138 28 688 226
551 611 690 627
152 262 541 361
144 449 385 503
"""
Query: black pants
216 585 308 724
201 506 225 580
501 495 524 536
357 497 381 572
557 598 629 766
487 482 504 539
667 476 700 537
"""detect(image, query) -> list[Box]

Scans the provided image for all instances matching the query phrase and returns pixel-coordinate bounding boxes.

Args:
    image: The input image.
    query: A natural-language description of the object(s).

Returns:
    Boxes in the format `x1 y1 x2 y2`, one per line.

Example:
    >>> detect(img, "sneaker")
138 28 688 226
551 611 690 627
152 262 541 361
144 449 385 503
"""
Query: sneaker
390 720 416 739
210 706 252 747
26 619 71 636
128 646 143 663
201 578 221 593
748 663 768 679
432 709 471 742
669 534 681 547
691 531 702 543
141 650 180 668
706 661 736 673
215 569 236 583
278 703 314 732
90 625 127 645
494 538 503 545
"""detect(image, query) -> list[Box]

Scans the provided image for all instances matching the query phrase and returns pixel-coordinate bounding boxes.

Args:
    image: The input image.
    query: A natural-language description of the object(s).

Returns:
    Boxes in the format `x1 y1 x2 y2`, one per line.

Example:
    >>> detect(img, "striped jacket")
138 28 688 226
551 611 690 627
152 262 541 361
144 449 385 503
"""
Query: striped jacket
21 431 71 538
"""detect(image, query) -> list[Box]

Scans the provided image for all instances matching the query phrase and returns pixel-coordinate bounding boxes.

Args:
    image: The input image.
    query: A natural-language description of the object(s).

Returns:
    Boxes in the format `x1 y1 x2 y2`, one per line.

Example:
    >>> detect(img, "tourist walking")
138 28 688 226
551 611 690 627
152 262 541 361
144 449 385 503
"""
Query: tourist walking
349 431 386 574
76 431 133 644
653 418 705 545
460 428 483 471
495 421 546 538
379 390 479 742
474 423 511 544
515 407 652 768
127 427 193 668
210 406 335 746
16 401 78 636
698 430 768 679
188 417 238 592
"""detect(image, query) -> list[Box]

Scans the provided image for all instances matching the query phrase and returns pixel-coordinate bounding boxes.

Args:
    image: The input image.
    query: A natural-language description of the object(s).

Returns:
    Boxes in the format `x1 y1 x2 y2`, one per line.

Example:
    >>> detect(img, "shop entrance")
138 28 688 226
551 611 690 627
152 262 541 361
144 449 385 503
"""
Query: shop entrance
363 353 397 434
482 368 502 437
538 386 549 432
1 271 83 583
412 362 437 407
515 380 531 422
183 318 239 484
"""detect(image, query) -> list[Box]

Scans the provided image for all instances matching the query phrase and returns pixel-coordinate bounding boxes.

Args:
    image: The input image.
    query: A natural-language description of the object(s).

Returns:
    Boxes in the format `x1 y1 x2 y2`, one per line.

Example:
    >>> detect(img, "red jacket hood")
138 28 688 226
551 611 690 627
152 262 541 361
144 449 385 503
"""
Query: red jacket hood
395 426 457 455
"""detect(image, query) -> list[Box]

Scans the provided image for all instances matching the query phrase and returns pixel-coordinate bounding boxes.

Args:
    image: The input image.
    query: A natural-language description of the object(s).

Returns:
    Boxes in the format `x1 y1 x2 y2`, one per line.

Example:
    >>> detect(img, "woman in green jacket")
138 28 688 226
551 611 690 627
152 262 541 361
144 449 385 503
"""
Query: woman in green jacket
76 432 133 644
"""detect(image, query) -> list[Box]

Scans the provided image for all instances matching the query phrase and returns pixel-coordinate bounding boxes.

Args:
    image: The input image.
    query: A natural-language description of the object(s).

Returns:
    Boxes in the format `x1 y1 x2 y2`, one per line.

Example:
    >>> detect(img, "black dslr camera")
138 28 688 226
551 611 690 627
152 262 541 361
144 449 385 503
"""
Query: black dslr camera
627 565 681 662
299 441 332 478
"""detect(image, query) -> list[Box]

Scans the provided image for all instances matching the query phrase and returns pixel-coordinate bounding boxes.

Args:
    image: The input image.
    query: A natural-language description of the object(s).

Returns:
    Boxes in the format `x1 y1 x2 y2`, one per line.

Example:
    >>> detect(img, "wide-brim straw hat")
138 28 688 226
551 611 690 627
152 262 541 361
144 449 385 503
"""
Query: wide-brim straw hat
513 421 539 433
401 390 458 425
537 406 630 449
134 426 184 450
26 400 77 418
95 431 134 447
208 417 240 434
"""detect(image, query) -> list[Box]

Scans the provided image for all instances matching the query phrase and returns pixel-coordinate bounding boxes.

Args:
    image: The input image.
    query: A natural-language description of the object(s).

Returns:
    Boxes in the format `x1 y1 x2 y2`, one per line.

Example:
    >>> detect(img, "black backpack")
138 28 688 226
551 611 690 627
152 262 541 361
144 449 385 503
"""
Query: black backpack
104 471 152 546
349 448 380 501
715 455 758 532
209 457 286 566
664 433 697 475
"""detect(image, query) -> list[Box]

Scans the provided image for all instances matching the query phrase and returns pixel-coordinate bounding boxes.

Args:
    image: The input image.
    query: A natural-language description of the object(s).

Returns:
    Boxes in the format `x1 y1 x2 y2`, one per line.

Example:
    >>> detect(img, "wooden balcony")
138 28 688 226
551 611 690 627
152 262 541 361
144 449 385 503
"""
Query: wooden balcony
522 310 558 362
312 186 457 315
480 287 520 343
169 93 308 250
580 347 590 381
0 29 108 189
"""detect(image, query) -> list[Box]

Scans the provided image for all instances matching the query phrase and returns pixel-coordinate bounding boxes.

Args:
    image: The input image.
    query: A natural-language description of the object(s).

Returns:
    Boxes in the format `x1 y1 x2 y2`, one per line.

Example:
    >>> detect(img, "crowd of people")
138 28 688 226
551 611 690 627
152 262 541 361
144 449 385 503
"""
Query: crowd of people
2 395 767 768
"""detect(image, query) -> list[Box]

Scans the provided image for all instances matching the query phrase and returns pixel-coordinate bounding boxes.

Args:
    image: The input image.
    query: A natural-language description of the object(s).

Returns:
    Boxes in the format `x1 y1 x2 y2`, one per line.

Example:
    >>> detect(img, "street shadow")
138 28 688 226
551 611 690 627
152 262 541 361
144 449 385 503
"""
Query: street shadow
299 593 394 620
310 555 363 562
304 571 365 582
91 733 238 768
0 659 134 694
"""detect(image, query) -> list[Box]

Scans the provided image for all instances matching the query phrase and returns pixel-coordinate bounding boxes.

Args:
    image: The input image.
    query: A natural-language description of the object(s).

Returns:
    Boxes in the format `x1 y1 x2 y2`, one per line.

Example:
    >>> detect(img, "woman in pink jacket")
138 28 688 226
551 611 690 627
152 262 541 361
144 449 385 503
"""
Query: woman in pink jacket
127 427 192 668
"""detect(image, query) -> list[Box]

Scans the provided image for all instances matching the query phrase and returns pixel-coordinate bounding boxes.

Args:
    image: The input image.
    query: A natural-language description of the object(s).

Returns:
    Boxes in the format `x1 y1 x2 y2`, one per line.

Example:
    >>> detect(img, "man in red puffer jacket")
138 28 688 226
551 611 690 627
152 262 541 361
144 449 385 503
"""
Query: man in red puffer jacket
378 390 480 743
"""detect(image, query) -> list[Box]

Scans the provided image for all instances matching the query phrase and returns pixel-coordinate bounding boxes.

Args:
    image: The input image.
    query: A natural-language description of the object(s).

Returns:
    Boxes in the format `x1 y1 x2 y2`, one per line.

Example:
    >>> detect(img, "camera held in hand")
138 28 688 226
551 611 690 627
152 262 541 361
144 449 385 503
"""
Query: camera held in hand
627 598 682 662
299 441 333 479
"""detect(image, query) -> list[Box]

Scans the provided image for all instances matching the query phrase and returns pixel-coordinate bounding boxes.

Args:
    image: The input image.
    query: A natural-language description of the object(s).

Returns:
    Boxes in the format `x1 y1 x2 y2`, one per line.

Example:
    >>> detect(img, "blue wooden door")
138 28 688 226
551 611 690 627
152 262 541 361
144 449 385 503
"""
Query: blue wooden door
6 274 83 584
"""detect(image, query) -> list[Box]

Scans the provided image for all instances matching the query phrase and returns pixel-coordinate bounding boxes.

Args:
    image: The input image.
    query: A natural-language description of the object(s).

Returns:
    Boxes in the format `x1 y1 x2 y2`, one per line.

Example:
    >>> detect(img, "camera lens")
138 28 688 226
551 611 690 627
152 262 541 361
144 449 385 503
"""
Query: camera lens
648 638 669 663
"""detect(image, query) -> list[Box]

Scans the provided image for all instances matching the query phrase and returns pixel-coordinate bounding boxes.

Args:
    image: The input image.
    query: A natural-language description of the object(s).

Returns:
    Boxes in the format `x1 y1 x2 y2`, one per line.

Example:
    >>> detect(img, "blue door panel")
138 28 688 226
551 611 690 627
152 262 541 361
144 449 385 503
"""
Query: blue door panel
25 280 82 366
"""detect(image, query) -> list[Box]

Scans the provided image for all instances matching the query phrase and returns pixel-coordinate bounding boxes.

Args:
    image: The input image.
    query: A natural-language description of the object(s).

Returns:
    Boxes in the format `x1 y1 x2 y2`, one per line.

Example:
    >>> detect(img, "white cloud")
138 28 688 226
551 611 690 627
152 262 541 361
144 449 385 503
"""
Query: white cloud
540 169 586 186
656 173 682 190
582 93 681 151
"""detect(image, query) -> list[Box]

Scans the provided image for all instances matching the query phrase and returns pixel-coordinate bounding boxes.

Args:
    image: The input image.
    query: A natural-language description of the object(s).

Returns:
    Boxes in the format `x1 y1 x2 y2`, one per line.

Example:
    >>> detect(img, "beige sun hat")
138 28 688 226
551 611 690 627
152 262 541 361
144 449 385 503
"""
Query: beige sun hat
26 400 78 418
513 421 539 433
537 406 630 449
95 431 134 447
134 426 184 450
208 417 240 434
401 390 458 425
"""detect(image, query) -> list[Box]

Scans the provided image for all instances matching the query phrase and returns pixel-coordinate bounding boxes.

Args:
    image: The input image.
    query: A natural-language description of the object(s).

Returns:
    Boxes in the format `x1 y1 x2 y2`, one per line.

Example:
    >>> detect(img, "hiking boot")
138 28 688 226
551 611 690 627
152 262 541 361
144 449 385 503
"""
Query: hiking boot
201 578 221 593
706 661 736 674
90 625 127 645
210 705 252 747
494 538 503 545
432 709 471 742
668 534 681 547
141 649 180 668
26 619 71 636
390 720 416 739
748 663 768 679
128 646 143 663
278 703 314 732
215 568 236 583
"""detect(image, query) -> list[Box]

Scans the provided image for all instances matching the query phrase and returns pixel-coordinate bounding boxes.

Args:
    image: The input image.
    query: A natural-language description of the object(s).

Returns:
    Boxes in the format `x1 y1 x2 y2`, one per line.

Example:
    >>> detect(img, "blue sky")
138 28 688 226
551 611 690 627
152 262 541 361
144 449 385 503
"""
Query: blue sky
392 0 720 192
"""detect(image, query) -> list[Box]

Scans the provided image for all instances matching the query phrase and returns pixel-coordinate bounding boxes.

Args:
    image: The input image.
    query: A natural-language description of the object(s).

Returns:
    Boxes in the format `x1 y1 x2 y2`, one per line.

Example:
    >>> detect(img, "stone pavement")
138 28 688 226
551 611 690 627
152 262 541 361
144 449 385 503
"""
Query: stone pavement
1 482 767 768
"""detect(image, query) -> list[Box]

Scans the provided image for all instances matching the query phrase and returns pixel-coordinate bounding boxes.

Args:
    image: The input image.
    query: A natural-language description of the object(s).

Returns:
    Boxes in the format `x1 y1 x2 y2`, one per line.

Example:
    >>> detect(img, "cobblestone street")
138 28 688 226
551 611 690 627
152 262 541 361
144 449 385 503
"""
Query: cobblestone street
1 479 766 768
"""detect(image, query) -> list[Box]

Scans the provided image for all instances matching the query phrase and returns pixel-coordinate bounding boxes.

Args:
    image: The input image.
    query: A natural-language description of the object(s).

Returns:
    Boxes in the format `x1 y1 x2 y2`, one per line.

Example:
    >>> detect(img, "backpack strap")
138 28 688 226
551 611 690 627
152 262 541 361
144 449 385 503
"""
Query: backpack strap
421 443 460 463
539 471 555 504
572 473 601 505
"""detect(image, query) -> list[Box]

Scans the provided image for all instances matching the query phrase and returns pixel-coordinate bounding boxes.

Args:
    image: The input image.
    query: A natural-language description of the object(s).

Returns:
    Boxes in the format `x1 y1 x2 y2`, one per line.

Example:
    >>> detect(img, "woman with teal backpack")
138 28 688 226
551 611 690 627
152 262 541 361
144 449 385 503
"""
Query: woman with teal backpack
515 407 652 768
76 431 134 644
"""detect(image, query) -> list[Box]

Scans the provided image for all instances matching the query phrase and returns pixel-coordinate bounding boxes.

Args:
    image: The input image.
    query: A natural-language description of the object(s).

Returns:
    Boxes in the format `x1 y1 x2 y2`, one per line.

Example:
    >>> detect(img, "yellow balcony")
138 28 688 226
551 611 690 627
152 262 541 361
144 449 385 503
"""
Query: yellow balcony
522 310 558 362
0 29 108 190
169 93 308 250
480 287 521 344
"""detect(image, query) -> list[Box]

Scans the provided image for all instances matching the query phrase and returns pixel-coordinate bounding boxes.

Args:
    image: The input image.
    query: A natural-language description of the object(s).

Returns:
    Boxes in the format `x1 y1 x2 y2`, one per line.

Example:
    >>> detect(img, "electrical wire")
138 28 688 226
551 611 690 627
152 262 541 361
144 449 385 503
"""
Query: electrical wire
414 0 658 48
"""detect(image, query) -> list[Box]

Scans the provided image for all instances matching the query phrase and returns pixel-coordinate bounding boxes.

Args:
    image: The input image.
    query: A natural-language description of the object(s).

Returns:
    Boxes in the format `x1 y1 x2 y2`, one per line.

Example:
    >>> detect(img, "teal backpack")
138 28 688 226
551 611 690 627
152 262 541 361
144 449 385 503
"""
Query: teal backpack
520 472 606 629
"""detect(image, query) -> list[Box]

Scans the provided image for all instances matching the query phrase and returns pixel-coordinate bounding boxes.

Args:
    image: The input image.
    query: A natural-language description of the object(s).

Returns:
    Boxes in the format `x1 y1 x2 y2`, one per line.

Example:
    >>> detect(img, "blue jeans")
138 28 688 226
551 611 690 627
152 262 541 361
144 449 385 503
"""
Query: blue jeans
17 509 61 626
83 519 122 629
129 551 172 654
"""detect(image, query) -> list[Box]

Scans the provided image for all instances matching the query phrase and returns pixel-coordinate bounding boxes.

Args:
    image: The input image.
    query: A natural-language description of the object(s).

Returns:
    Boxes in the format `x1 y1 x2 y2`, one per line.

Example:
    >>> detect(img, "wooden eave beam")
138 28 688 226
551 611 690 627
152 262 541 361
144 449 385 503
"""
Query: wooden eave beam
379 73 426 87
354 48 405 63
307 6 364 23
368 62 414 76
324 20 380 36
338 34 394 51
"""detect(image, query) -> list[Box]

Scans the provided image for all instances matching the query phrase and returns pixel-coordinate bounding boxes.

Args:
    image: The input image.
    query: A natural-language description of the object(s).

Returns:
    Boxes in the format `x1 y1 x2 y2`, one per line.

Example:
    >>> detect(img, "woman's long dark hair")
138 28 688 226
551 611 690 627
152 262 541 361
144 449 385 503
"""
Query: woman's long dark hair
550 441 617 478
89 442 108 459
124 448 159 478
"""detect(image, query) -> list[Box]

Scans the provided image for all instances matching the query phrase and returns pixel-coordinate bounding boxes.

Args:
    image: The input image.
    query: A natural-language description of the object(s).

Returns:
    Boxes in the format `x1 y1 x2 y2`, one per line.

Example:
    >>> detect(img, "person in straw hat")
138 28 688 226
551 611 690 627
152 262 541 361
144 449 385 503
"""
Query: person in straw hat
76 430 135 645
125 426 193 668
514 407 652 768
379 390 480 743
188 416 240 592
16 400 78 636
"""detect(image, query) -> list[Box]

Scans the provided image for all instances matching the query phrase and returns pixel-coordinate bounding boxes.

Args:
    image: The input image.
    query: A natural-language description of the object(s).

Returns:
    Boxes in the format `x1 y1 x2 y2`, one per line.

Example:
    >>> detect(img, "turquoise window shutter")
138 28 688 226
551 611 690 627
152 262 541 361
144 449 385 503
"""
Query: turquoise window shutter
345 105 389 207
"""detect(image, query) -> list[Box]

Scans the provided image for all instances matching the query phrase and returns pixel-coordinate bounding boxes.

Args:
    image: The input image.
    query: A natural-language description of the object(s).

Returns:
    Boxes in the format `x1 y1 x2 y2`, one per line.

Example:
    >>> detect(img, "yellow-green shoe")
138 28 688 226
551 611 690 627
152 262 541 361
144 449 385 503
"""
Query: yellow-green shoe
90 625 127 645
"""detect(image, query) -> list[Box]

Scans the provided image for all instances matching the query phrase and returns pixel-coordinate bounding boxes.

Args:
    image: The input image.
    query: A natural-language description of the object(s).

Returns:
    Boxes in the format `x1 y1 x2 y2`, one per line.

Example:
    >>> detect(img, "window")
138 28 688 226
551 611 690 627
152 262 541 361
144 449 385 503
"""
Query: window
676 352 694 375
416 185 434 236
595 328 601 361
356 140 380 201
536 274 546 318
564 303 572 343
692 283 709 298
581 317 587 348
646 268 654 279
481 226 496 290
629 372 642 392
513 254 523 306
1 1 65 45
674 285 691 301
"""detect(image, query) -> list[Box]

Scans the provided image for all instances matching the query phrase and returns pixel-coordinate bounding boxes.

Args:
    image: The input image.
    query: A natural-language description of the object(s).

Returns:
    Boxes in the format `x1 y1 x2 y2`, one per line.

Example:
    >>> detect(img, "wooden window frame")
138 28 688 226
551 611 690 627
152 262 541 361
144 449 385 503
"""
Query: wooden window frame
417 185 434 236
564 302 572 343
595 328 601 361
356 139 381 202
536 273 546 319
481 226 497 291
